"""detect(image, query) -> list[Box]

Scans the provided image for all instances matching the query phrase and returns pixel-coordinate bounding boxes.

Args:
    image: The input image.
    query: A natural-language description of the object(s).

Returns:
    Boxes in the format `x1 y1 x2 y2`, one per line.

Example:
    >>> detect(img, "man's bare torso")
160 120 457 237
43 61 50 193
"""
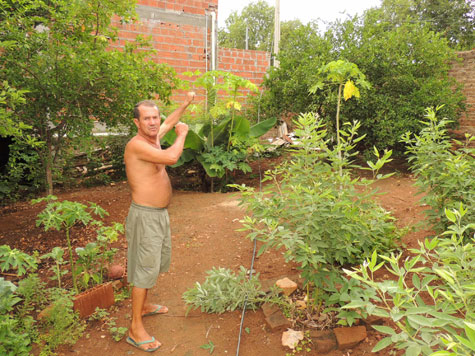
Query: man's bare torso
124 135 172 208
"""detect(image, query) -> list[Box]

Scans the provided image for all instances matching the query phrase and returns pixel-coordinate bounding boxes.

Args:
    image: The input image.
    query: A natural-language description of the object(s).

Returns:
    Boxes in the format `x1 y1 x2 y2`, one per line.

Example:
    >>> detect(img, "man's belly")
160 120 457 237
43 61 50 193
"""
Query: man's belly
130 177 172 208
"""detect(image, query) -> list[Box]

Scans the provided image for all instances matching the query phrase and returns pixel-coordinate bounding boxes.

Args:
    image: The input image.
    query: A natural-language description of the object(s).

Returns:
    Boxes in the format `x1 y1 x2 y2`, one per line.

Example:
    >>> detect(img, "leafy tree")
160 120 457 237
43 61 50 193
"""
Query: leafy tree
218 0 307 53
0 0 179 194
0 81 28 138
0 81 44 201
219 0 274 51
261 10 465 155
260 21 332 117
327 11 465 153
379 0 475 49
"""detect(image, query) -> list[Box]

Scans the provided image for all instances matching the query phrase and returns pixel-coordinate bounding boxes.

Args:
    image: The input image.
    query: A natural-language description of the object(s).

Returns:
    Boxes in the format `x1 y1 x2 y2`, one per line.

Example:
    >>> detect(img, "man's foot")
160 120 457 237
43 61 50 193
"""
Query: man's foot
126 336 161 352
143 304 168 317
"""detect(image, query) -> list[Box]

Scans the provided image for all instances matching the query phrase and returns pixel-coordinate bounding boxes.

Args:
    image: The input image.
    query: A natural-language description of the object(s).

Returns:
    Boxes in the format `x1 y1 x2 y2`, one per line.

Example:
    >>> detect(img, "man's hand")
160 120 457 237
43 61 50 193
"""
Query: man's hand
185 91 196 105
175 122 189 137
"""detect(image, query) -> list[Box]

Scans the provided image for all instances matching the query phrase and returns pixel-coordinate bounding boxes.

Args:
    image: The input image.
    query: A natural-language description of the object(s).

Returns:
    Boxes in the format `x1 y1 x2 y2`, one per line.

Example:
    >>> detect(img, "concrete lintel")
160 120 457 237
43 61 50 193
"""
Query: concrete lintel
136 5 210 28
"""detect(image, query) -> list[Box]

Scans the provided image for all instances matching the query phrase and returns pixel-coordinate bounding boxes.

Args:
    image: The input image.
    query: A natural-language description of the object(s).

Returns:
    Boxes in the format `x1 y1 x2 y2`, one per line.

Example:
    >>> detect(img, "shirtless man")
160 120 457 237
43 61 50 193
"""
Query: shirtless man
124 92 195 352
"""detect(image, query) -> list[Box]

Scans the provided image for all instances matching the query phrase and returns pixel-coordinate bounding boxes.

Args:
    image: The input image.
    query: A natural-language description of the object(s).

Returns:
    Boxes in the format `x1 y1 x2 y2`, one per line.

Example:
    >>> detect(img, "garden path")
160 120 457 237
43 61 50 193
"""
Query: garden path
0 159 429 355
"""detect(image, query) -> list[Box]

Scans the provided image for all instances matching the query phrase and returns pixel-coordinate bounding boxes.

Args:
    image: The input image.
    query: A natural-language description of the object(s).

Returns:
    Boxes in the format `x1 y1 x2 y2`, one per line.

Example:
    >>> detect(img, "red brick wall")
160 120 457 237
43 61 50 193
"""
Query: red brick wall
218 48 270 87
449 50 475 135
137 0 216 14
112 1 270 104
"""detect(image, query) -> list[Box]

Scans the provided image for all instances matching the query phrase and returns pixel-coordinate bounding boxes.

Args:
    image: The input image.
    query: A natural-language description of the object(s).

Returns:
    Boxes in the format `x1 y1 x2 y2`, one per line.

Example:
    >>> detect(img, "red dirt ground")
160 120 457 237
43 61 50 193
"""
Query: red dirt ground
0 157 430 356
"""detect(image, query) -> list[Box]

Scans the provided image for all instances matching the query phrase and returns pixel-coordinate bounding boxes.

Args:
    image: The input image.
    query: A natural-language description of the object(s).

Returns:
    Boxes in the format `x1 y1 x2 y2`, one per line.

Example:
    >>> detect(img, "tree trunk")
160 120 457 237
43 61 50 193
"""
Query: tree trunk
45 136 54 195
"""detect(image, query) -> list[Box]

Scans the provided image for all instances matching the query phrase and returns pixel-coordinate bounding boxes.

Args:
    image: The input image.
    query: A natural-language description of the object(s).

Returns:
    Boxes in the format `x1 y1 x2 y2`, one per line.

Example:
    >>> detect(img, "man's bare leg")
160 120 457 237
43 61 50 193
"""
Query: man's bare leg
129 286 161 350
140 287 168 315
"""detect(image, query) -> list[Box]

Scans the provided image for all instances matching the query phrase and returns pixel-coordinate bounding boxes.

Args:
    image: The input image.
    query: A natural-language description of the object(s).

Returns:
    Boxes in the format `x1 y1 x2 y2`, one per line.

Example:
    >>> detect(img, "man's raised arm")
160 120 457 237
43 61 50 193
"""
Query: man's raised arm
159 91 195 139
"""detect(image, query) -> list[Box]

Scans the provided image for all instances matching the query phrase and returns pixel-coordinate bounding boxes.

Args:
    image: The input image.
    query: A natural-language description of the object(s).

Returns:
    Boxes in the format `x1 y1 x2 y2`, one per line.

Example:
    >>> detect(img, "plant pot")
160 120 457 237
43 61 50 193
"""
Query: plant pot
73 282 115 318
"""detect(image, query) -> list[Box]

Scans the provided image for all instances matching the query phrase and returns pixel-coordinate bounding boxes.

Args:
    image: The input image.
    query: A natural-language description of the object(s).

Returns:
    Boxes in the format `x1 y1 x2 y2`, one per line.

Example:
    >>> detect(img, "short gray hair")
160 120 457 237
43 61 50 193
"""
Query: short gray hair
133 100 158 119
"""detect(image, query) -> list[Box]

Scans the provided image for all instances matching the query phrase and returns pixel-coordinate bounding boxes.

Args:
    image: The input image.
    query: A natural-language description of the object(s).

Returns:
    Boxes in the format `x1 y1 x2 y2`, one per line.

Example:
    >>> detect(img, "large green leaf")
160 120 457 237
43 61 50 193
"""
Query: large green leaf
232 116 251 136
171 148 196 168
184 130 204 150
161 130 176 146
161 129 203 151
372 337 392 352
206 117 232 148
249 117 276 137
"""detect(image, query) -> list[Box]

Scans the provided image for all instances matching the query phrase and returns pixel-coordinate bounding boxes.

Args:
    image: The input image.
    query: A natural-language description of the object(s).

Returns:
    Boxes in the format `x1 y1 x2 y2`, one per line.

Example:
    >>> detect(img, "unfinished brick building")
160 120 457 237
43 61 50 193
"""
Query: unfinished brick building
112 0 271 102
112 1 474 135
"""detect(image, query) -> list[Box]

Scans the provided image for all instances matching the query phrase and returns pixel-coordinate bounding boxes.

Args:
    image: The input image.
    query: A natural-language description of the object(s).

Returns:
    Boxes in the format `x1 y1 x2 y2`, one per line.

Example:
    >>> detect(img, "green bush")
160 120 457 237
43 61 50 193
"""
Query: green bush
401 106 475 234
0 137 44 202
343 205 475 355
0 277 31 356
183 266 266 314
0 257 88 356
36 290 85 356
262 11 465 156
234 112 402 286
163 70 276 191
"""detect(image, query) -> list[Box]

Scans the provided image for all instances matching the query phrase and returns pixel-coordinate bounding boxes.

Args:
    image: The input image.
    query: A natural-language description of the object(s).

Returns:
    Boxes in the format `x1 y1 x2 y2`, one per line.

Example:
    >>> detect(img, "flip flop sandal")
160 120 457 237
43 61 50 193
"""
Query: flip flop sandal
126 336 160 352
143 305 168 317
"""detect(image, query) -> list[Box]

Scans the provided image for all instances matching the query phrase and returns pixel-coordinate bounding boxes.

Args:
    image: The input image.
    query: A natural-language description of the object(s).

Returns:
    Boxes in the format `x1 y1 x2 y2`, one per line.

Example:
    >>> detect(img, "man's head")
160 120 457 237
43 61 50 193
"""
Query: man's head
134 100 159 119
133 100 161 138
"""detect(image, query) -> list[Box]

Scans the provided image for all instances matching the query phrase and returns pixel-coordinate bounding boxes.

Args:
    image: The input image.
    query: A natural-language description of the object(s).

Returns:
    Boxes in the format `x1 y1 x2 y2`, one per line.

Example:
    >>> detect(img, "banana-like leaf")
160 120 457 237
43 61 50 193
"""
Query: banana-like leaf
232 116 251 136
170 148 196 168
249 117 277 138
205 117 232 148
161 128 203 151
184 130 204 150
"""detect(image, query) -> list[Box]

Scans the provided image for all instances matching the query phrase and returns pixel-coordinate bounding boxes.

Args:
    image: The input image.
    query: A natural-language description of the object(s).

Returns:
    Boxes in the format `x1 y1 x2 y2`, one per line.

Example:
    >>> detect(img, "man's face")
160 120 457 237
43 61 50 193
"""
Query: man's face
134 105 160 138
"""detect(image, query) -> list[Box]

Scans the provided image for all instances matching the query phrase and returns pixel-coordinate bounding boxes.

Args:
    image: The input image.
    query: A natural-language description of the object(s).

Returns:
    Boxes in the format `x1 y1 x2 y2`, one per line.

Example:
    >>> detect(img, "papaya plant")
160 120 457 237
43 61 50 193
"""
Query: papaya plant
0 245 38 276
32 195 108 294
75 223 122 289
309 60 370 176
163 71 276 191
40 247 68 289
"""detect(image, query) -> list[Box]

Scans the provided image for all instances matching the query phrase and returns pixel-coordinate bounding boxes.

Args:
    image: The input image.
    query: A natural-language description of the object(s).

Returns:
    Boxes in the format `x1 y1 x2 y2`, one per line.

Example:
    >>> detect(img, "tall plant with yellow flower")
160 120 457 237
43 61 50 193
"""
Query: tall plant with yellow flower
309 60 370 175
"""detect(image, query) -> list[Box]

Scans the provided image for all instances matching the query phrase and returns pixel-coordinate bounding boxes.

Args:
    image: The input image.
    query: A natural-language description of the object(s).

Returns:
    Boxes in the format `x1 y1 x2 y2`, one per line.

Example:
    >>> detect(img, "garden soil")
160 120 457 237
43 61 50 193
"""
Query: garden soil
0 157 430 356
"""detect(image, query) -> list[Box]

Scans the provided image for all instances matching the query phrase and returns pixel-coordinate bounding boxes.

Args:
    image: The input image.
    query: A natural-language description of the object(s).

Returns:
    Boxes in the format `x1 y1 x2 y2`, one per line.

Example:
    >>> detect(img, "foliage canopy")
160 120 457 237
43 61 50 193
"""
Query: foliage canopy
261 8 465 155
0 0 179 195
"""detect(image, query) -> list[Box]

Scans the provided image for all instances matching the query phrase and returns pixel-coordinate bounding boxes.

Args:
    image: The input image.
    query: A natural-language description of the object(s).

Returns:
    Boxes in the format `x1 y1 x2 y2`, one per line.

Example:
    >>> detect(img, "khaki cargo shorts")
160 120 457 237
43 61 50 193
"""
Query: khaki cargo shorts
125 202 171 289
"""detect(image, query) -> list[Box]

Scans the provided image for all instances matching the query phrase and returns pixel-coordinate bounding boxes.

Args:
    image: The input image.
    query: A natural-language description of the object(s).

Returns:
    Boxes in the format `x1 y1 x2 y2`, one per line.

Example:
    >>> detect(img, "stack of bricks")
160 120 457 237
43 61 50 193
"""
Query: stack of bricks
449 50 475 136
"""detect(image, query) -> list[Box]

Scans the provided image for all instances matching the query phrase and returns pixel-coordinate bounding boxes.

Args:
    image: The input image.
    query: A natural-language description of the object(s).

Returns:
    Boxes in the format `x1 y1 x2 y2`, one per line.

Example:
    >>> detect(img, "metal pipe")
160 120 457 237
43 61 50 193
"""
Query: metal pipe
211 10 216 70
205 10 209 71
274 0 280 67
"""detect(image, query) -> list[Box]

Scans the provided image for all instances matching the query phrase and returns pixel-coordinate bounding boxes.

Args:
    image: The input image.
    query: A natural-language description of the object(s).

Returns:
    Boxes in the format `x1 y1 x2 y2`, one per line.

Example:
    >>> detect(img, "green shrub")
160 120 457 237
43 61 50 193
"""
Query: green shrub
0 254 88 356
0 137 44 202
401 106 475 234
0 278 32 356
343 204 475 355
234 112 402 287
262 11 465 156
0 313 32 356
164 70 275 191
36 290 85 356
183 266 266 314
